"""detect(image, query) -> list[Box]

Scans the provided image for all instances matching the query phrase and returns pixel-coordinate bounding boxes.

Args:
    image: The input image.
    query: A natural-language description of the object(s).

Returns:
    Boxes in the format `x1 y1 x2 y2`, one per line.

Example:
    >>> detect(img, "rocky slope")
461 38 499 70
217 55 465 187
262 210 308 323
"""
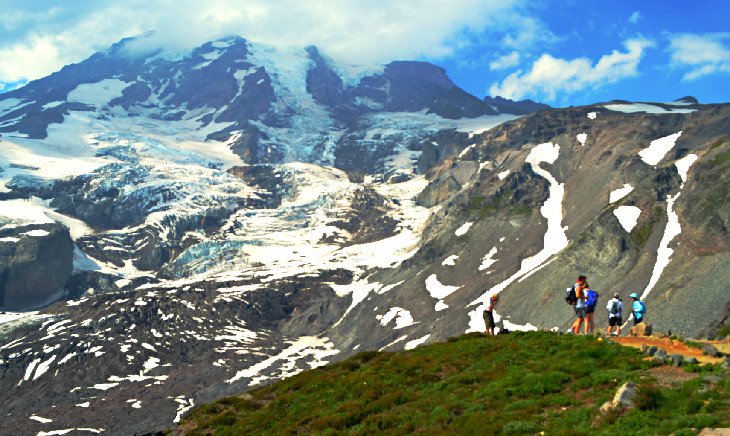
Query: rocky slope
0 34 727 434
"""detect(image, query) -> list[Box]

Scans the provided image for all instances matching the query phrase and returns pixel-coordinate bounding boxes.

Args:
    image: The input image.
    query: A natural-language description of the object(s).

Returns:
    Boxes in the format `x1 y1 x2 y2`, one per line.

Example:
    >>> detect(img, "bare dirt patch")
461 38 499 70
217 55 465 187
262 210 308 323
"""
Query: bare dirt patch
612 336 724 365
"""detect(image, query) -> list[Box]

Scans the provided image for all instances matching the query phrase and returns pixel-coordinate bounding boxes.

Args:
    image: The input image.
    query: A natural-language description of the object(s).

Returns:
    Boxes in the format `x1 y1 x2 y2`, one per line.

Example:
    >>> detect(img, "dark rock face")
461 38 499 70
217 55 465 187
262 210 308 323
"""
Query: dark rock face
381 61 495 119
484 96 551 115
0 223 73 310
305 46 345 108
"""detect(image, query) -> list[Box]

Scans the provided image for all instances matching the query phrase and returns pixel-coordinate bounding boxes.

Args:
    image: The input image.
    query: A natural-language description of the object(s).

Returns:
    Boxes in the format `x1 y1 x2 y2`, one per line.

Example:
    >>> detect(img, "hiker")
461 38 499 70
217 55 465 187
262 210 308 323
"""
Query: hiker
584 287 599 334
483 295 498 335
568 275 588 334
629 293 646 325
606 293 623 336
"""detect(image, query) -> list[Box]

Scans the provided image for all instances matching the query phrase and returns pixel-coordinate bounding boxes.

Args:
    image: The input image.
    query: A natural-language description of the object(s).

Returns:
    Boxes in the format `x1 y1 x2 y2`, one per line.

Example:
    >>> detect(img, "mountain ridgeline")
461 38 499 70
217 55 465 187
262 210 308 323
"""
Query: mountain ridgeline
0 34 728 433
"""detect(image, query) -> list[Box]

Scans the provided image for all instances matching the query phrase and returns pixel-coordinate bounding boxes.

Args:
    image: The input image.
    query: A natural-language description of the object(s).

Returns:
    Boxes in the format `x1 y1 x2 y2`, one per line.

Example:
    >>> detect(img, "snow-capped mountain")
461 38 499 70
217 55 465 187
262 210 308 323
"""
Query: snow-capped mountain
1 34 728 434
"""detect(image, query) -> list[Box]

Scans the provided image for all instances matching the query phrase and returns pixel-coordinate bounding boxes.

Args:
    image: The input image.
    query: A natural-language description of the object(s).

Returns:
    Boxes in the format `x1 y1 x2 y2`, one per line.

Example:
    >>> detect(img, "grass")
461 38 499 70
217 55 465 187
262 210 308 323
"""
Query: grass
629 205 663 248
175 332 730 435
469 192 532 217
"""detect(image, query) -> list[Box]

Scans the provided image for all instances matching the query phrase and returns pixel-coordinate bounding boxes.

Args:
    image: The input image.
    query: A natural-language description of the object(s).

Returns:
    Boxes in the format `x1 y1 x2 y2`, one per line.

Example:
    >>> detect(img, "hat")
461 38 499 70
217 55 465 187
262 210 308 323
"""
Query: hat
629 292 639 299
613 293 620 298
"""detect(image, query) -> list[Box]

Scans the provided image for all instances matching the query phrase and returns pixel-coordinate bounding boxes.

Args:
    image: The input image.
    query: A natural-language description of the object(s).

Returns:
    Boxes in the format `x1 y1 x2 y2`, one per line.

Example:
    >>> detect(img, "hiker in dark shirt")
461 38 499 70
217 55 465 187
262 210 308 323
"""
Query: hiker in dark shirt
483 295 498 335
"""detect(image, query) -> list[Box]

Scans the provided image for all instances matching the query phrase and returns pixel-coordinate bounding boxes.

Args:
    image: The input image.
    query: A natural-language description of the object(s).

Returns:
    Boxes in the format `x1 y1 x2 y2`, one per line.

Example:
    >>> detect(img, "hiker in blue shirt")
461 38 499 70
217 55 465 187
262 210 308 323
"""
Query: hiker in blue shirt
629 293 646 325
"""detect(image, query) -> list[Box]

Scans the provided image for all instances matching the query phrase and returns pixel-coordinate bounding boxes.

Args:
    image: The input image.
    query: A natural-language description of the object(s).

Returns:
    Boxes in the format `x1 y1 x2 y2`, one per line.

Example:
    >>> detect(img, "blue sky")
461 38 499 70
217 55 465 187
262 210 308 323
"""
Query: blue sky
0 0 728 106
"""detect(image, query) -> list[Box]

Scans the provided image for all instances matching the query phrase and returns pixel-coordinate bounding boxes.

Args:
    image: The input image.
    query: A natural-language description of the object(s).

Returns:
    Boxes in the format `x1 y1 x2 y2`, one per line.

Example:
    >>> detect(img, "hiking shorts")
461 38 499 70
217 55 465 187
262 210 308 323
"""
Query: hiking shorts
574 307 586 319
483 310 496 329
608 316 622 327
633 316 643 326
585 306 595 314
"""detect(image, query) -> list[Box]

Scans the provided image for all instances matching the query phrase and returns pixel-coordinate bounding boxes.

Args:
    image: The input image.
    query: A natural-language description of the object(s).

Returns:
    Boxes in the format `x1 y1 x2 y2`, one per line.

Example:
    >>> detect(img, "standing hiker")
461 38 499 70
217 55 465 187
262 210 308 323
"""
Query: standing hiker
569 276 588 334
584 287 599 334
629 293 646 325
484 295 498 335
606 293 623 336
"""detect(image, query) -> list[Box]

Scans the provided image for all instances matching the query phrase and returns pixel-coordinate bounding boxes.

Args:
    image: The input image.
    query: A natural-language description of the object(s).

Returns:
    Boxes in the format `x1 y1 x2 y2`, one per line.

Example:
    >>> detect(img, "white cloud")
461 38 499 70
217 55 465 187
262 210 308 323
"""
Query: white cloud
628 11 642 24
489 51 520 70
499 15 562 50
0 0 530 85
489 38 655 101
668 33 730 81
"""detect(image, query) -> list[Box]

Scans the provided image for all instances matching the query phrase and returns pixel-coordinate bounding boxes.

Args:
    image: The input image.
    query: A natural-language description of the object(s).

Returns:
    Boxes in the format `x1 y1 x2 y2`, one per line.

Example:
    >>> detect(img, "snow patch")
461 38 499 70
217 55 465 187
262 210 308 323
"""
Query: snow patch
497 170 510 180
455 222 473 236
478 247 499 271
441 255 459 266
21 229 50 237
576 133 587 146
675 153 698 182
604 103 696 114
639 131 682 166
613 206 642 232
425 274 460 300
30 415 52 423
609 184 634 203
405 334 430 350
587 112 597 119
376 307 416 329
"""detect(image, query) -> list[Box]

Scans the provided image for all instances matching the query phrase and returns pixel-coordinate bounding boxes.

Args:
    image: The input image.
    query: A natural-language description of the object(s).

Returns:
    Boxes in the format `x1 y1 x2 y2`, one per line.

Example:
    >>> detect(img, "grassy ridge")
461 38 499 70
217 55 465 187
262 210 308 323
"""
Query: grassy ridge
177 332 730 435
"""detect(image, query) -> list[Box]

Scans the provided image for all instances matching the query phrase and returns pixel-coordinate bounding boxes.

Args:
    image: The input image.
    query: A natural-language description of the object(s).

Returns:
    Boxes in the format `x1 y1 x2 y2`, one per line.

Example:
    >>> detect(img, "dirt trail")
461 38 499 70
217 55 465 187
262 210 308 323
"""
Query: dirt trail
612 336 725 365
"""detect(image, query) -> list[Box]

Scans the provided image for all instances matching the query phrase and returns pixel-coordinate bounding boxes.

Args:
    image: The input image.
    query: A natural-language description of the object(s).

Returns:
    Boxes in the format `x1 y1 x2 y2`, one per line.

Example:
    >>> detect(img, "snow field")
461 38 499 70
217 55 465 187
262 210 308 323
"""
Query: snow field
604 103 696 114
642 153 699 299
467 142 568 333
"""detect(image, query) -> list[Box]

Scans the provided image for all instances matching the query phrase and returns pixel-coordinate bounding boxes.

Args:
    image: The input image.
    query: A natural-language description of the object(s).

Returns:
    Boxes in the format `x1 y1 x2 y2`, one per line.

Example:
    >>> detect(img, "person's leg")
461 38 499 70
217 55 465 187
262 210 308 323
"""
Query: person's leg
588 312 596 334
617 318 622 335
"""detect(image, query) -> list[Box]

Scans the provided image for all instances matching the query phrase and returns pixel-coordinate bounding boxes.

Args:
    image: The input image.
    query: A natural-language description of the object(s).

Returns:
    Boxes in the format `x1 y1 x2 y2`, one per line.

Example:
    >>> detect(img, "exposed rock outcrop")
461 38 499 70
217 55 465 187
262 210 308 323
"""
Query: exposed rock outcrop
0 223 73 310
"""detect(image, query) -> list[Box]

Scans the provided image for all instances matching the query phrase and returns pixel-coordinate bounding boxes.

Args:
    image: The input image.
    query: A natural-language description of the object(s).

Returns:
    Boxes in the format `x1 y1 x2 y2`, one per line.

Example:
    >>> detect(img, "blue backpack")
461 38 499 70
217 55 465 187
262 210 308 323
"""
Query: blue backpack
585 290 599 309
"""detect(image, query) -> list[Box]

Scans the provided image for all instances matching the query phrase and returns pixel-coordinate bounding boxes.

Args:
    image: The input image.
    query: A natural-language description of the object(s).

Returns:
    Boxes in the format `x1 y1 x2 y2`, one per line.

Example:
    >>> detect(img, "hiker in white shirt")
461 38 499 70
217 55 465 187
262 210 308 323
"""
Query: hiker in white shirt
606 293 623 336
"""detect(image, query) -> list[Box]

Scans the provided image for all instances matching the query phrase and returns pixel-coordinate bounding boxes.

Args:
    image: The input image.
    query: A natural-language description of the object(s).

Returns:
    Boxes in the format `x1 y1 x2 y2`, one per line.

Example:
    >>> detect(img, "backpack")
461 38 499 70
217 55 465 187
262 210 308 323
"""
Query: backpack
565 285 577 305
585 290 599 309
635 301 646 317
609 300 619 315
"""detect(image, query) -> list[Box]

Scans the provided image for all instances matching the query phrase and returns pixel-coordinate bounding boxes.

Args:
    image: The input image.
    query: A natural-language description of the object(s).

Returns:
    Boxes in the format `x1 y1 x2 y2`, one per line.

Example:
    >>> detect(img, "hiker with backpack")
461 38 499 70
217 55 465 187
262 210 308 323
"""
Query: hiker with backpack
567 275 589 334
483 295 498 335
606 293 623 336
629 293 646 325
584 287 599 334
